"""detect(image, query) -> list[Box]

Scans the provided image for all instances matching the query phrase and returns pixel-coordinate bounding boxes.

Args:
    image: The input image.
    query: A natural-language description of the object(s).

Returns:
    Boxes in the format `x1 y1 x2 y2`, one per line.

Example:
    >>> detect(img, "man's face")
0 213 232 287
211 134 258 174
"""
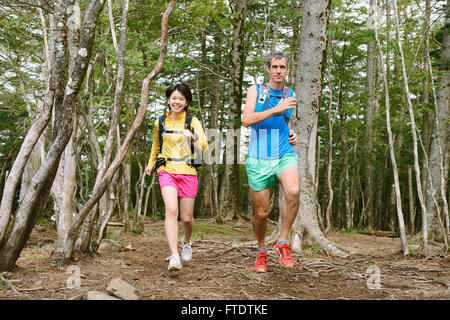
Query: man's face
267 58 289 83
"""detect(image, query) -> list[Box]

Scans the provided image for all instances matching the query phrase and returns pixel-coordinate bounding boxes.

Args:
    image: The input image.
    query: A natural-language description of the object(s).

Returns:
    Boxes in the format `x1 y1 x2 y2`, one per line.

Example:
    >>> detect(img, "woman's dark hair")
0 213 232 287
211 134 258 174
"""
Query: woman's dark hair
165 82 192 110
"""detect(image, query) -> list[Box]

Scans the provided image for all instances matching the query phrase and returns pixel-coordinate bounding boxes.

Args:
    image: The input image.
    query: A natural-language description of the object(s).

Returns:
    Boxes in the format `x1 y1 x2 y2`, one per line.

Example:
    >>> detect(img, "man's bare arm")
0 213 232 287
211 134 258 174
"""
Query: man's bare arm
242 85 296 128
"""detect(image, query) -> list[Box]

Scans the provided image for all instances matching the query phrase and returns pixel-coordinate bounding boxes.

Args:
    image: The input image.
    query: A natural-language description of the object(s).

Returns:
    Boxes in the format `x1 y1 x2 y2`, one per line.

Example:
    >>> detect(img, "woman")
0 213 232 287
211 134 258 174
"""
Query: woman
145 82 208 271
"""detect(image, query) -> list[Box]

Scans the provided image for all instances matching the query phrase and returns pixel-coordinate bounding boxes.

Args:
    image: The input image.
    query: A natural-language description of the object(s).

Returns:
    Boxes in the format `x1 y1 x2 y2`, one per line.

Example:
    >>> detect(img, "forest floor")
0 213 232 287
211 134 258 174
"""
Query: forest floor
0 218 449 300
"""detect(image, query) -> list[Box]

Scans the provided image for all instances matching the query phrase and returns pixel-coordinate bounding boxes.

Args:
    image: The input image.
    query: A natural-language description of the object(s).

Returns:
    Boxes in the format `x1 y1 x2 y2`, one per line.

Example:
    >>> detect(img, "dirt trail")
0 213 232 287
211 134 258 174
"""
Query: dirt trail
0 219 449 300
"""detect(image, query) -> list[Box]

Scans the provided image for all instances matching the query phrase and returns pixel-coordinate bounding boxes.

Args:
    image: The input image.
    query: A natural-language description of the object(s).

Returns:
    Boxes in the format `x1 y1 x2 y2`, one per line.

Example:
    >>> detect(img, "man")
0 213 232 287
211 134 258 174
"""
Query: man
242 52 300 272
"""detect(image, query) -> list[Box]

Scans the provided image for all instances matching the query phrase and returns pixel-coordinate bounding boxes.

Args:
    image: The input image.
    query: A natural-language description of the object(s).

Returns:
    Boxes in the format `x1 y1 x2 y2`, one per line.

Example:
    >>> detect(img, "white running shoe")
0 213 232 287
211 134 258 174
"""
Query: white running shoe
167 254 182 271
181 237 192 262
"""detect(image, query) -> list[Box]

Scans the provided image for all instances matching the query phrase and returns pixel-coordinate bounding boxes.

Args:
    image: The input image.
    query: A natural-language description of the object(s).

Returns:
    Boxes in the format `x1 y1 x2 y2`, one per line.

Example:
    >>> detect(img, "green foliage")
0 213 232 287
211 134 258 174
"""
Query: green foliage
0 277 11 290
105 230 119 241
408 245 419 257
191 223 238 239
340 228 358 234
0 0 447 239
132 225 143 234
0 5 43 195
310 246 324 254
316 0 447 231
156 211 165 221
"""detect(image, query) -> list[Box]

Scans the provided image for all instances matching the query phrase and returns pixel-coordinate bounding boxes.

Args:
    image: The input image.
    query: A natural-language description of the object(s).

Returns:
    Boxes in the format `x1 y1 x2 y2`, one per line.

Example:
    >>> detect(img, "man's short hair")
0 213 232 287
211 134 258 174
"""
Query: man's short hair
267 52 290 68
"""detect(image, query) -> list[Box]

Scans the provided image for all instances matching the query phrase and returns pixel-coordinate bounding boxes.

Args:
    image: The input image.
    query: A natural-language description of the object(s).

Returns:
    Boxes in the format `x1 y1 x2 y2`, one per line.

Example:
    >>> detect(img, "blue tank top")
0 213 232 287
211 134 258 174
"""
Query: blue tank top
247 84 295 159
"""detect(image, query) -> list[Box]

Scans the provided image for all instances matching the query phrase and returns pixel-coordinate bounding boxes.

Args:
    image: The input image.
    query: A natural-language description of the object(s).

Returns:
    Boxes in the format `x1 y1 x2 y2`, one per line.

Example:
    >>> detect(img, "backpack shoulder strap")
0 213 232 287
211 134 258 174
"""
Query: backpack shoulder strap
184 112 194 131
184 113 198 162
282 87 293 123
283 87 291 99
158 115 167 154
259 82 271 111
260 82 270 92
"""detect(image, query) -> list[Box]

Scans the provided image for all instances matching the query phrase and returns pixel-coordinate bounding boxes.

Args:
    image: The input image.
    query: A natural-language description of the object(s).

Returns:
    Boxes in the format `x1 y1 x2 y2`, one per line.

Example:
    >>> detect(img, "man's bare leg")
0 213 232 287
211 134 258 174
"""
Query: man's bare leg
251 187 271 250
277 168 300 241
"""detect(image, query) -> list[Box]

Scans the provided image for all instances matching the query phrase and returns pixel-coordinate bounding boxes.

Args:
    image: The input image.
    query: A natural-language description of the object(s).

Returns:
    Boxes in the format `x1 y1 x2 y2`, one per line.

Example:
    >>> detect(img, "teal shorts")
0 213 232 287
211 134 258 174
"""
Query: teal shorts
245 153 299 191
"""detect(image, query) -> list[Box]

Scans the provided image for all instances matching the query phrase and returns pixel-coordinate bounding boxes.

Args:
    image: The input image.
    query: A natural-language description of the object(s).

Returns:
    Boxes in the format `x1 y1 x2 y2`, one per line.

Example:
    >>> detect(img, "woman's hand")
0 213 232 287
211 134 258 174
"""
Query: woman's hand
182 129 195 140
145 165 153 176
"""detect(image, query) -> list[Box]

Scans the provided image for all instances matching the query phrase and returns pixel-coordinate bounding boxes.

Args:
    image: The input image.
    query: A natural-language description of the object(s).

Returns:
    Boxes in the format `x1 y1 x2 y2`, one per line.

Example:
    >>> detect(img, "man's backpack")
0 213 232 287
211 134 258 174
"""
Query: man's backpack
154 113 202 170
257 82 291 123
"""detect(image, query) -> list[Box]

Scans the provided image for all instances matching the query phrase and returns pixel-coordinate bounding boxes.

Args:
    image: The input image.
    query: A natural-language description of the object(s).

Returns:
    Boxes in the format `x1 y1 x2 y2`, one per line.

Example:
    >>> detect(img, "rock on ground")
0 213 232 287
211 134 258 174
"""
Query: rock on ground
98 239 122 252
87 290 120 300
106 278 139 300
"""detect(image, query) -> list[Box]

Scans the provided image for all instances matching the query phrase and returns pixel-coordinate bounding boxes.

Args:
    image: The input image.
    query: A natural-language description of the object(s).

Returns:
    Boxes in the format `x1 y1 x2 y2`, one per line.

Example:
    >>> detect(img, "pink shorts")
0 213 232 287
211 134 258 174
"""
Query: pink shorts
158 170 198 198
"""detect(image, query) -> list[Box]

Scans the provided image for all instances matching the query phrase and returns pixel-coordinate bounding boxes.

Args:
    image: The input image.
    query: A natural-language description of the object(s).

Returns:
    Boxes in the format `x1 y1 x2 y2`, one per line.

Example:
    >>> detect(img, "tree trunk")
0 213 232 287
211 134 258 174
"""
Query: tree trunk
79 0 130 251
392 0 431 252
364 0 377 230
287 0 302 88
421 0 432 204
408 166 416 234
134 162 146 231
290 0 347 258
196 34 214 218
324 53 334 235
219 157 234 219
57 121 78 251
337 80 352 230
374 160 385 229
53 1 82 252
122 160 131 231
271 15 281 54
75 93 103 252
60 0 176 264
424 0 450 245
350 141 361 228
0 57 54 247
374 18 409 255
207 82 220 220
223 0 247 219
336 170 344 229
143 171 156 220
94 174 119 251
0 0 106 271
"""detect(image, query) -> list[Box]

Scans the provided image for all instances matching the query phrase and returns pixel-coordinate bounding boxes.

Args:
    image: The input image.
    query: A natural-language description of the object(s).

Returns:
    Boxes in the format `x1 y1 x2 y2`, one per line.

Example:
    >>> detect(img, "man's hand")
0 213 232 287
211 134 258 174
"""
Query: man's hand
288 129 297 146
145 165 153 176
273 97 296 115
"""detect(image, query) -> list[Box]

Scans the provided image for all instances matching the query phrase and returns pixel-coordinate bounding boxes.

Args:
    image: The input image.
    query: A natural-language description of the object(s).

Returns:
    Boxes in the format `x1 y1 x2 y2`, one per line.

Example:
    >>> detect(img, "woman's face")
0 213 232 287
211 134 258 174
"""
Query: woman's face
168 89 187 114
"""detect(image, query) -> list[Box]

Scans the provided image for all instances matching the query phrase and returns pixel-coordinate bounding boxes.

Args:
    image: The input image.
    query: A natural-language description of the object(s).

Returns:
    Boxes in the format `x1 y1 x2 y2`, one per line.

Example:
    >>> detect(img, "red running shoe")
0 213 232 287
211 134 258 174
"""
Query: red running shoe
254 250 268 272
274 242 295 267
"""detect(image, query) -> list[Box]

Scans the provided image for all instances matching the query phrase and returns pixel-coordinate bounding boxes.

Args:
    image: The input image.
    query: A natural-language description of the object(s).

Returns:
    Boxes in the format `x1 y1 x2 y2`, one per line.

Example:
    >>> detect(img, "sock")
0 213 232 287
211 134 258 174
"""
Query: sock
257 248 266 253
278 239 288 244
